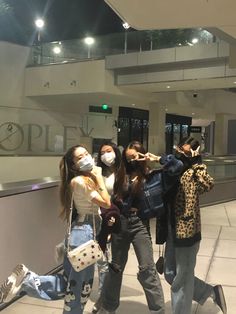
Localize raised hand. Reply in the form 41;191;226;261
190;146;200;157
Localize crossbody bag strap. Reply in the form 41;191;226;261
66;191;74;254
92;204;96;241
66;191;97;253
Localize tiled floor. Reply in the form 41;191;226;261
2;200;236;314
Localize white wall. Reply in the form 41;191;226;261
0;42;30;107
24;59;107;96
0;156;61;184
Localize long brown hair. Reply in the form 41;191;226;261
113;141;149;200
59;145;97;221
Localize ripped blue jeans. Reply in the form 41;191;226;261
20;216;97;314
101;214;165;313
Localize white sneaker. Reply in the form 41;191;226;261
0;264;28;303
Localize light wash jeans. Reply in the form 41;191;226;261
164;227;213;314
20;216;98;314
97;243;110;295
101;214;165;313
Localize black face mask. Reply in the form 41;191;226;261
126;160;138;174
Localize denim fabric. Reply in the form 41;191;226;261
164;227;213;314
101;214;165;313
97;243;110;295
21;216;99;314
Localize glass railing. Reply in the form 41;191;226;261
203;156;236;181
152;155;236;182
28;28;216;66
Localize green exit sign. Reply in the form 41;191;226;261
89;105;112;114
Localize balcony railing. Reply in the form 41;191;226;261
28;28;216;66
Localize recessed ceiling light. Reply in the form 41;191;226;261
234;81;236;84
166;85;170;89
192;112;195;115
132;103;135;106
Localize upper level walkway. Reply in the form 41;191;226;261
25;29;236;97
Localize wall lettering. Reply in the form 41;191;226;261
0;122;79;154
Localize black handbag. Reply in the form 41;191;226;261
156;244;165;274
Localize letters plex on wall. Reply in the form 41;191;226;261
0;122;80;154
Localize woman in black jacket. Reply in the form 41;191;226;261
98;141;183;314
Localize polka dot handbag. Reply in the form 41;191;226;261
67;239;103;272
66;194;103;272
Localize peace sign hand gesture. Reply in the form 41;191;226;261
190;146;200;157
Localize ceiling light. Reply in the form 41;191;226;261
122;22;130;29
84;37;95;45
35;18;45;29
166;85;170;89
53;46;61;54
192;38;199;44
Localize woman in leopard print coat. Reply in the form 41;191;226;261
164;137;227;314
174;163;214;246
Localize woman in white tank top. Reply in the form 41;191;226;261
0;145;111;314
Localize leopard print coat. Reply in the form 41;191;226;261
174;163;214;247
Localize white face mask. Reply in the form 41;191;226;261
77;154;94;172
101;151;116;167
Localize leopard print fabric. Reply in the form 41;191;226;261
174;164;214;242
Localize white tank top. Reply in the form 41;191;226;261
72;176;100;220
103;173;115;196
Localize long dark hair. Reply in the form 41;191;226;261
97;141;122;177
176;136;202;171
59;144;86;221
113;141;149;199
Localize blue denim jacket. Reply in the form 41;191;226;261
160;154;183;193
